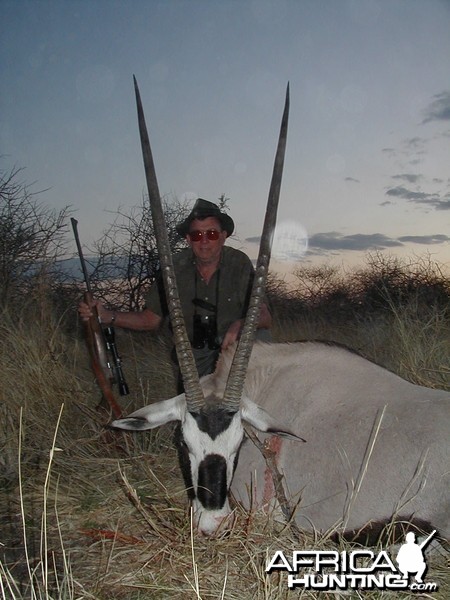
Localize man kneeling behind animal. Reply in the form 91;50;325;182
78;198;271;381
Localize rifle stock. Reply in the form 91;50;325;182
72;218;125;418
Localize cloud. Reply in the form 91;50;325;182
422;91;450;124
434;199;450;211
398;234;450;245
247;230;449;258
382;147;396;157
345;176;360;183
247;231;400;253
404;136;426;149
383;138;427;170
385;186;432;201
391;174;422;184
385;186;450;210
308;232;402;253
307;231;450;255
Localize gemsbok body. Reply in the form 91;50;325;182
113;340;450;539
112;79;449;541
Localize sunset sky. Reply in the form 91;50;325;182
1;0;449;277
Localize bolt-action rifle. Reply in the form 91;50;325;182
71;218;128;418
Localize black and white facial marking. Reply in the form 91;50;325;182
197;454;227;509
181;405;244;535
110;392;301;536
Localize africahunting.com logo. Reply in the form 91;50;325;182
266;530;439;592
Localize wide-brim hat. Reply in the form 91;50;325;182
176;198;234;237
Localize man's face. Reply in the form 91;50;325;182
187;217;227;265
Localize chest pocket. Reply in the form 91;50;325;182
217;290;246;338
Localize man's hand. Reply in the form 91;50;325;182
78;298;111;323
221;319;244;350
221;303;272;351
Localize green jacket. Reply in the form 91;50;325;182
145;245;254;344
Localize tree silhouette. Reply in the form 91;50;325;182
0;164;70;307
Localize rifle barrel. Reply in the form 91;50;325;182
71;218;92;294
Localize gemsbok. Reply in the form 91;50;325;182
112;78;450;542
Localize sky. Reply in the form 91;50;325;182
1;0;450;279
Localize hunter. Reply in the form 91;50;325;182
78;198;272;381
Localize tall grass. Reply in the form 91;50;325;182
1;257;449;598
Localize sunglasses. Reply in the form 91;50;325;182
188;229;221;242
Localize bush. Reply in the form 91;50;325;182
270;255;449;389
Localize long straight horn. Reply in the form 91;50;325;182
223;83;290;410
133;76;204;412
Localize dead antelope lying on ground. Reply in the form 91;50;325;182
112;79;450;541
114;340;450;539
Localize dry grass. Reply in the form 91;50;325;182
1;258;449;599
2;418;449;599
271;255;450;390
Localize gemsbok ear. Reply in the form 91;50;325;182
241;398;306;442
111;395;186;431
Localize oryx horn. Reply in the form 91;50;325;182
223;83;290;410
133;76;205;412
